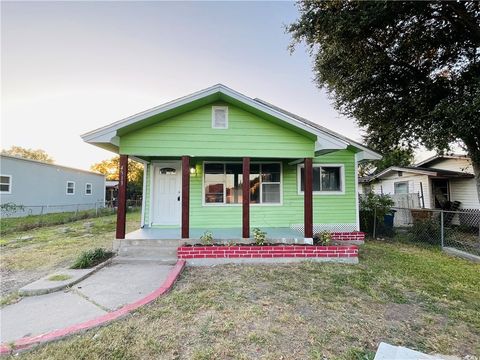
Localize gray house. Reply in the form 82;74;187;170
0;155;105;216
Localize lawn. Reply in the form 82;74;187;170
13;241;480;360
0;211;141;297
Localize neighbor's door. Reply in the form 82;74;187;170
152;162;182;225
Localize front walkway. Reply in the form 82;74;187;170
126;227;304;240
0;263;174;344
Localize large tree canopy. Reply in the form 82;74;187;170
289;1;480;199
1;146;54;163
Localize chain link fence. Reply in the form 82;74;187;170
1;200;142;235
360;206;480;257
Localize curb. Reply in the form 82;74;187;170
0;260;186;355
19;258;113;296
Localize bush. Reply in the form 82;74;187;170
252;228;266;245
359;193;395;235
313;231;332;245
200;231;213;245
71;248;114;269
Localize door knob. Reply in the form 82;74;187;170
177;196;180;201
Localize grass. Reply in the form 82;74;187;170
13;241;480;360
0;211;140;297
47;274;72;282
0;208;117;236
71;248;114;269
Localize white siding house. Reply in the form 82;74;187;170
0;155;105;216
363;155;479;210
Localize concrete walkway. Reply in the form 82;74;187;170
0;263;174;344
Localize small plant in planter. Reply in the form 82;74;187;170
313;231;332;246
200;231;214;245
252;228;267;245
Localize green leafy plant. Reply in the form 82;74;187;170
0;203;25;217
313;231;332;246
200;231;214;245
252;228;266;245
71;248;114;269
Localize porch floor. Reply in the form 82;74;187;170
125;227;304;241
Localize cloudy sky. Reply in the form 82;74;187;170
2;1;365;170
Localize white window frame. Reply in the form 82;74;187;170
202;161;283;206
211;106;229;129
85;183;92;195
394;181;409;194
66;181;75;195
0;174;12;194
297;163;345;195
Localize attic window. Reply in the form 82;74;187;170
212;106;228;129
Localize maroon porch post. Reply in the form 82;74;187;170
116;154;128;239
304;158;313;238
181;156;190;239
242;157;250;238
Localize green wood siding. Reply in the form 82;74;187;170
120;103;315;158
145;149;356;229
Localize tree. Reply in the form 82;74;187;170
1;146;54;163
359;146;414;177
288;1;480;199
91;157;144;200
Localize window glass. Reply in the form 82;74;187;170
261;163;280;183
225;163;242;204
321;167;341;191
0;176;10;193
85;183;92;195
394;182;408;194
0;184;9;192
262;183;280;203
66;181;75;194
300;165;342;192
205;163;224;203
249;164;260;204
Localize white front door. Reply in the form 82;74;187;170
152;162;182;225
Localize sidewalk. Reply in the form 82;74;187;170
0;262;177;344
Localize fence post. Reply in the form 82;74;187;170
39;206;44;226
440;210;444;248
373;207;377;239
95;202;98;217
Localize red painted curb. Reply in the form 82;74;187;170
0;260;186;355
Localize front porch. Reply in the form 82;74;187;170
125;227;304;241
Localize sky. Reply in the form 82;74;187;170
1;1;427;171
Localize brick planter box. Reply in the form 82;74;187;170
330;232;365;244
178;245;359;265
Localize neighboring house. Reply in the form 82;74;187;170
82;84;381;240
364;155;479;210
0;155;105;216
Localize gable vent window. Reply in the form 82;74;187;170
212;106;228;129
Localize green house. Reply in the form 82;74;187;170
82;84;380;241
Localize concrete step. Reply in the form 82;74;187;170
117;246;178;258
117;239;184;247
113;257;178;265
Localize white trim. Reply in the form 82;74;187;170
373;166;437;180
66;181;75;195
0;174;12;194
211;106;228;129
297;163;345;195
354;153;360;231
393;181;409;195
148;163;155;226
85;183;93;195
202;161;283;206
140;162;147;227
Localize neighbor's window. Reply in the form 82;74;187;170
299;165;343;193
204;162;281;205
212;106;228;129
394;181;408;194
66;181;75;195
85;183;92;195
0;175;12;193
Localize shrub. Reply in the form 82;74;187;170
71;248;114;269
200;231;213;245
313;231;332;245
252;228;266;245
408;218;441;245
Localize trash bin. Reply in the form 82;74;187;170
383;210;397;228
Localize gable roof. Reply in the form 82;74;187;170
414;154;470;168
369;165;474;181
81;84;381;160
